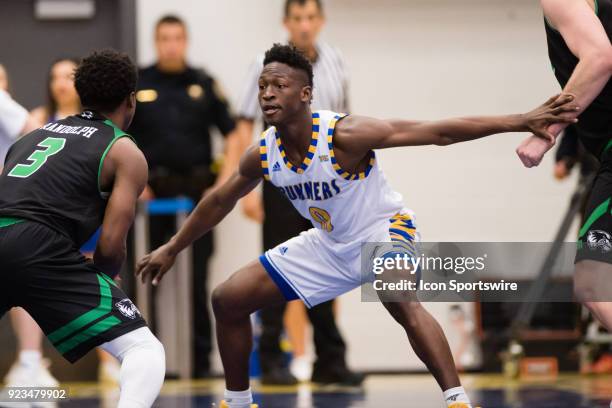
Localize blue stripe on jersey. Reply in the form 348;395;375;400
389;228;415;242
265;252;313;308
259;254;300;302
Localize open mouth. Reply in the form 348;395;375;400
263;105;281;116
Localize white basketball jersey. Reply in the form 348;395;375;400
260;110;410;244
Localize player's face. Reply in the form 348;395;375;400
284;0;324;51
50;60;79;108
0;65;7;92
155;23;188;70
258;62;312;126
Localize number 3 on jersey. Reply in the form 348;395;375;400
8;137;66;178
309;206;333;232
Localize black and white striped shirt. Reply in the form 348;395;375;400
237;42;350;119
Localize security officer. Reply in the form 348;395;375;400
128;14;241;378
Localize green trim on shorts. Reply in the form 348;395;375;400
579;197;611;238
99;271;119;288
48;274;120;353
0;217;24;228
56;315;121;354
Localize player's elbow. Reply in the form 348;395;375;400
95;235;127;271
584;49;612;75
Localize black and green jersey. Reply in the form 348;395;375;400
545;0;612;156
0;111;135;247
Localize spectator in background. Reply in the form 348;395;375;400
236;0;363;386
0;64;57;390
30;58;81;126
0;64;38;161
128;15;242;378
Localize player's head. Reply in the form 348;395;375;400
155;14;188;72
259;43;314;126
46;58;80;117
74;49;138;130
284;0;324;52
0;64;8;92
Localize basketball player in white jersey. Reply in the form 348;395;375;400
137;44;578;408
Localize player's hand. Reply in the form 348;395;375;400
136;243;177;286
516;135;553;168
523;93;579;142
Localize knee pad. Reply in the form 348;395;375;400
102;327;165;366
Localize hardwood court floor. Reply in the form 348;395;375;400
7;373;612;407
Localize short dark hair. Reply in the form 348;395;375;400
284;0;323;17
263;43;313;87
74;49;137;112
155;14;186;32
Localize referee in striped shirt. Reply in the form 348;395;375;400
236;0;363;387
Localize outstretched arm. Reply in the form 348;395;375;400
334;94;577;154
517;0;612;167
136;144;263;285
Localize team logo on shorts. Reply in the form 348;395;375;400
280;246;288;255
272;162;282;172
115;299;141;319
587;230;612;253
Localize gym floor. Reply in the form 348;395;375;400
32;373;612;407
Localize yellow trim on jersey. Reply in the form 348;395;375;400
389;214;418;244
274;112;320;174
327;113;376;180
260;131;271;181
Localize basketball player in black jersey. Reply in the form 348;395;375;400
0;50;165;408
516;0;612;372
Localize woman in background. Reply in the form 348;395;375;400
30;58;80;126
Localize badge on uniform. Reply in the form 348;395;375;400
136;89;158;103
187;84;204;100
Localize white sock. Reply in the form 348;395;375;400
18;350;42;369
224;388;253;408
101;327;166;408
443;386;472;407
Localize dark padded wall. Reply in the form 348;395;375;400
0;0;136;109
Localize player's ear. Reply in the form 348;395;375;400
301;85;312;104
127;91;136;109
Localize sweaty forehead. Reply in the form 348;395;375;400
260;62;307;84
